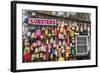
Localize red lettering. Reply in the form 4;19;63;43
29;18;56;25
34;19;37;24
49;20;52;24
40;20;44;24
53;20;56;24
37;20;40;24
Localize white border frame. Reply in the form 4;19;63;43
16;3;96;70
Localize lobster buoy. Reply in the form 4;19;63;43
48;44;51;53
66;46;70;59
59;40;62;46
58;33;62;39
62;34;64;40
52;29;55;36
58;53;64;61
56;45;59;51
27;31;31;37
50;38;54;44
42;27;45;31
35;48;38;53
71;26;75;31
66;36;70;46
40;35;43;39
63;40;66;46
45;29;48;37
50;53;53;59
66;46;70;53
43;54;46;60
58;23;61;27
48;28;52;37
67;26;70;32
63;29;67;36
48;44;51;49
36;53;39;59
35;29;41;39
71;47;75;56
53;40;56;48
31;32;35;38
70;30;74;37
60;27;64;34
24;52;30;62
40;53;44;58
46;39;49;44
37;40;41;46
54;28;57;36
24;47;29;55
31;42;37;48
60;23;64;33
48;33;52;37
57;27;59;31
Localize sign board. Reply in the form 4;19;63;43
28;18;56;25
